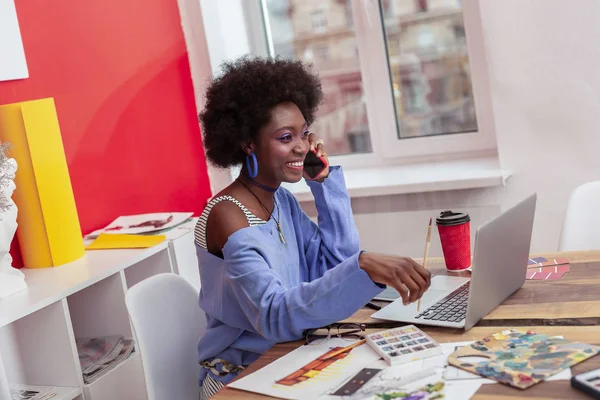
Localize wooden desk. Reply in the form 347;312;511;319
215;250;600;400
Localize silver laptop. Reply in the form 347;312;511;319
371;193;537;331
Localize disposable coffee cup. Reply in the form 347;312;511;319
436;211;471;272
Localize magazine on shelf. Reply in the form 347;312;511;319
83;340;135;384
76;335;138;383
77;335;124;374
86;212;193;238
9;384;56;400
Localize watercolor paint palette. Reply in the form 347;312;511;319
448;328;600;389
365;325;442;366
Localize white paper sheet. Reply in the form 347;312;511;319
445;380;483;400
85;212;194;237
228;338;381;400
0;0;28;81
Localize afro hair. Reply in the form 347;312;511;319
200;56;324;168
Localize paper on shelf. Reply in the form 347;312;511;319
77;335;125;374
83;340;135;384
85;233;166;250
9;383;56;400
86;212;193;238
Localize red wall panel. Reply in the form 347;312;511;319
0;1;211;244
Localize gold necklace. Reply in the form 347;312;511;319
238;180;286;244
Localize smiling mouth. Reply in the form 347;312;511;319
285;161;304;169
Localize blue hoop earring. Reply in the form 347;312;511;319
245;152;258;178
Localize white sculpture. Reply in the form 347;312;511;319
0;157;26;299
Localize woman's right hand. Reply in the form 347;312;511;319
359;252;431;306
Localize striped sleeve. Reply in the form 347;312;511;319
194;196;267;250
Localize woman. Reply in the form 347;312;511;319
195;56;431;399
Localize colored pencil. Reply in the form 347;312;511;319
320;339;366;361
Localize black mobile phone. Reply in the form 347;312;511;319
303;150;327;180
571;368;600;399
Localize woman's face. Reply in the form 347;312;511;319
252;102;310;185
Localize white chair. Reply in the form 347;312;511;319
126;273;206;400
559;180;600;251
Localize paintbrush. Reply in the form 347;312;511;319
417;217;433;312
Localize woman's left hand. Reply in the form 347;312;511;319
305;132;330;183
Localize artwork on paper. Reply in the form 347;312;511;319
0;0;29;81
448;329;600;389
526;257;570;280
526;265;570;280
277;343;364;386
228;338;381;400
86;212;193;238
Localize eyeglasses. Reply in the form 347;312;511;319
304;323;366;346
303;321;402;346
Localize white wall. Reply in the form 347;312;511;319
312;0;600;257
481;0;600;251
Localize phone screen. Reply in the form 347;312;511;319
303;151;326;179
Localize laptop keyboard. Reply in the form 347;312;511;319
415;281;470;323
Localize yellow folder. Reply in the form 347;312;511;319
86;233;166;250
0;98;85;268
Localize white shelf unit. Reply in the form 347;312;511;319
122;247;174;289
0;239;194;400
0;299;83;400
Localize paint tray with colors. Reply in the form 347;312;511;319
448;328;600;389
365;325;442;366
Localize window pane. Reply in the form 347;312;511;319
263;0;372;155
380;0;478;139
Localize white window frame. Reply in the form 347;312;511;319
197;0;507;198
356;0;497;162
